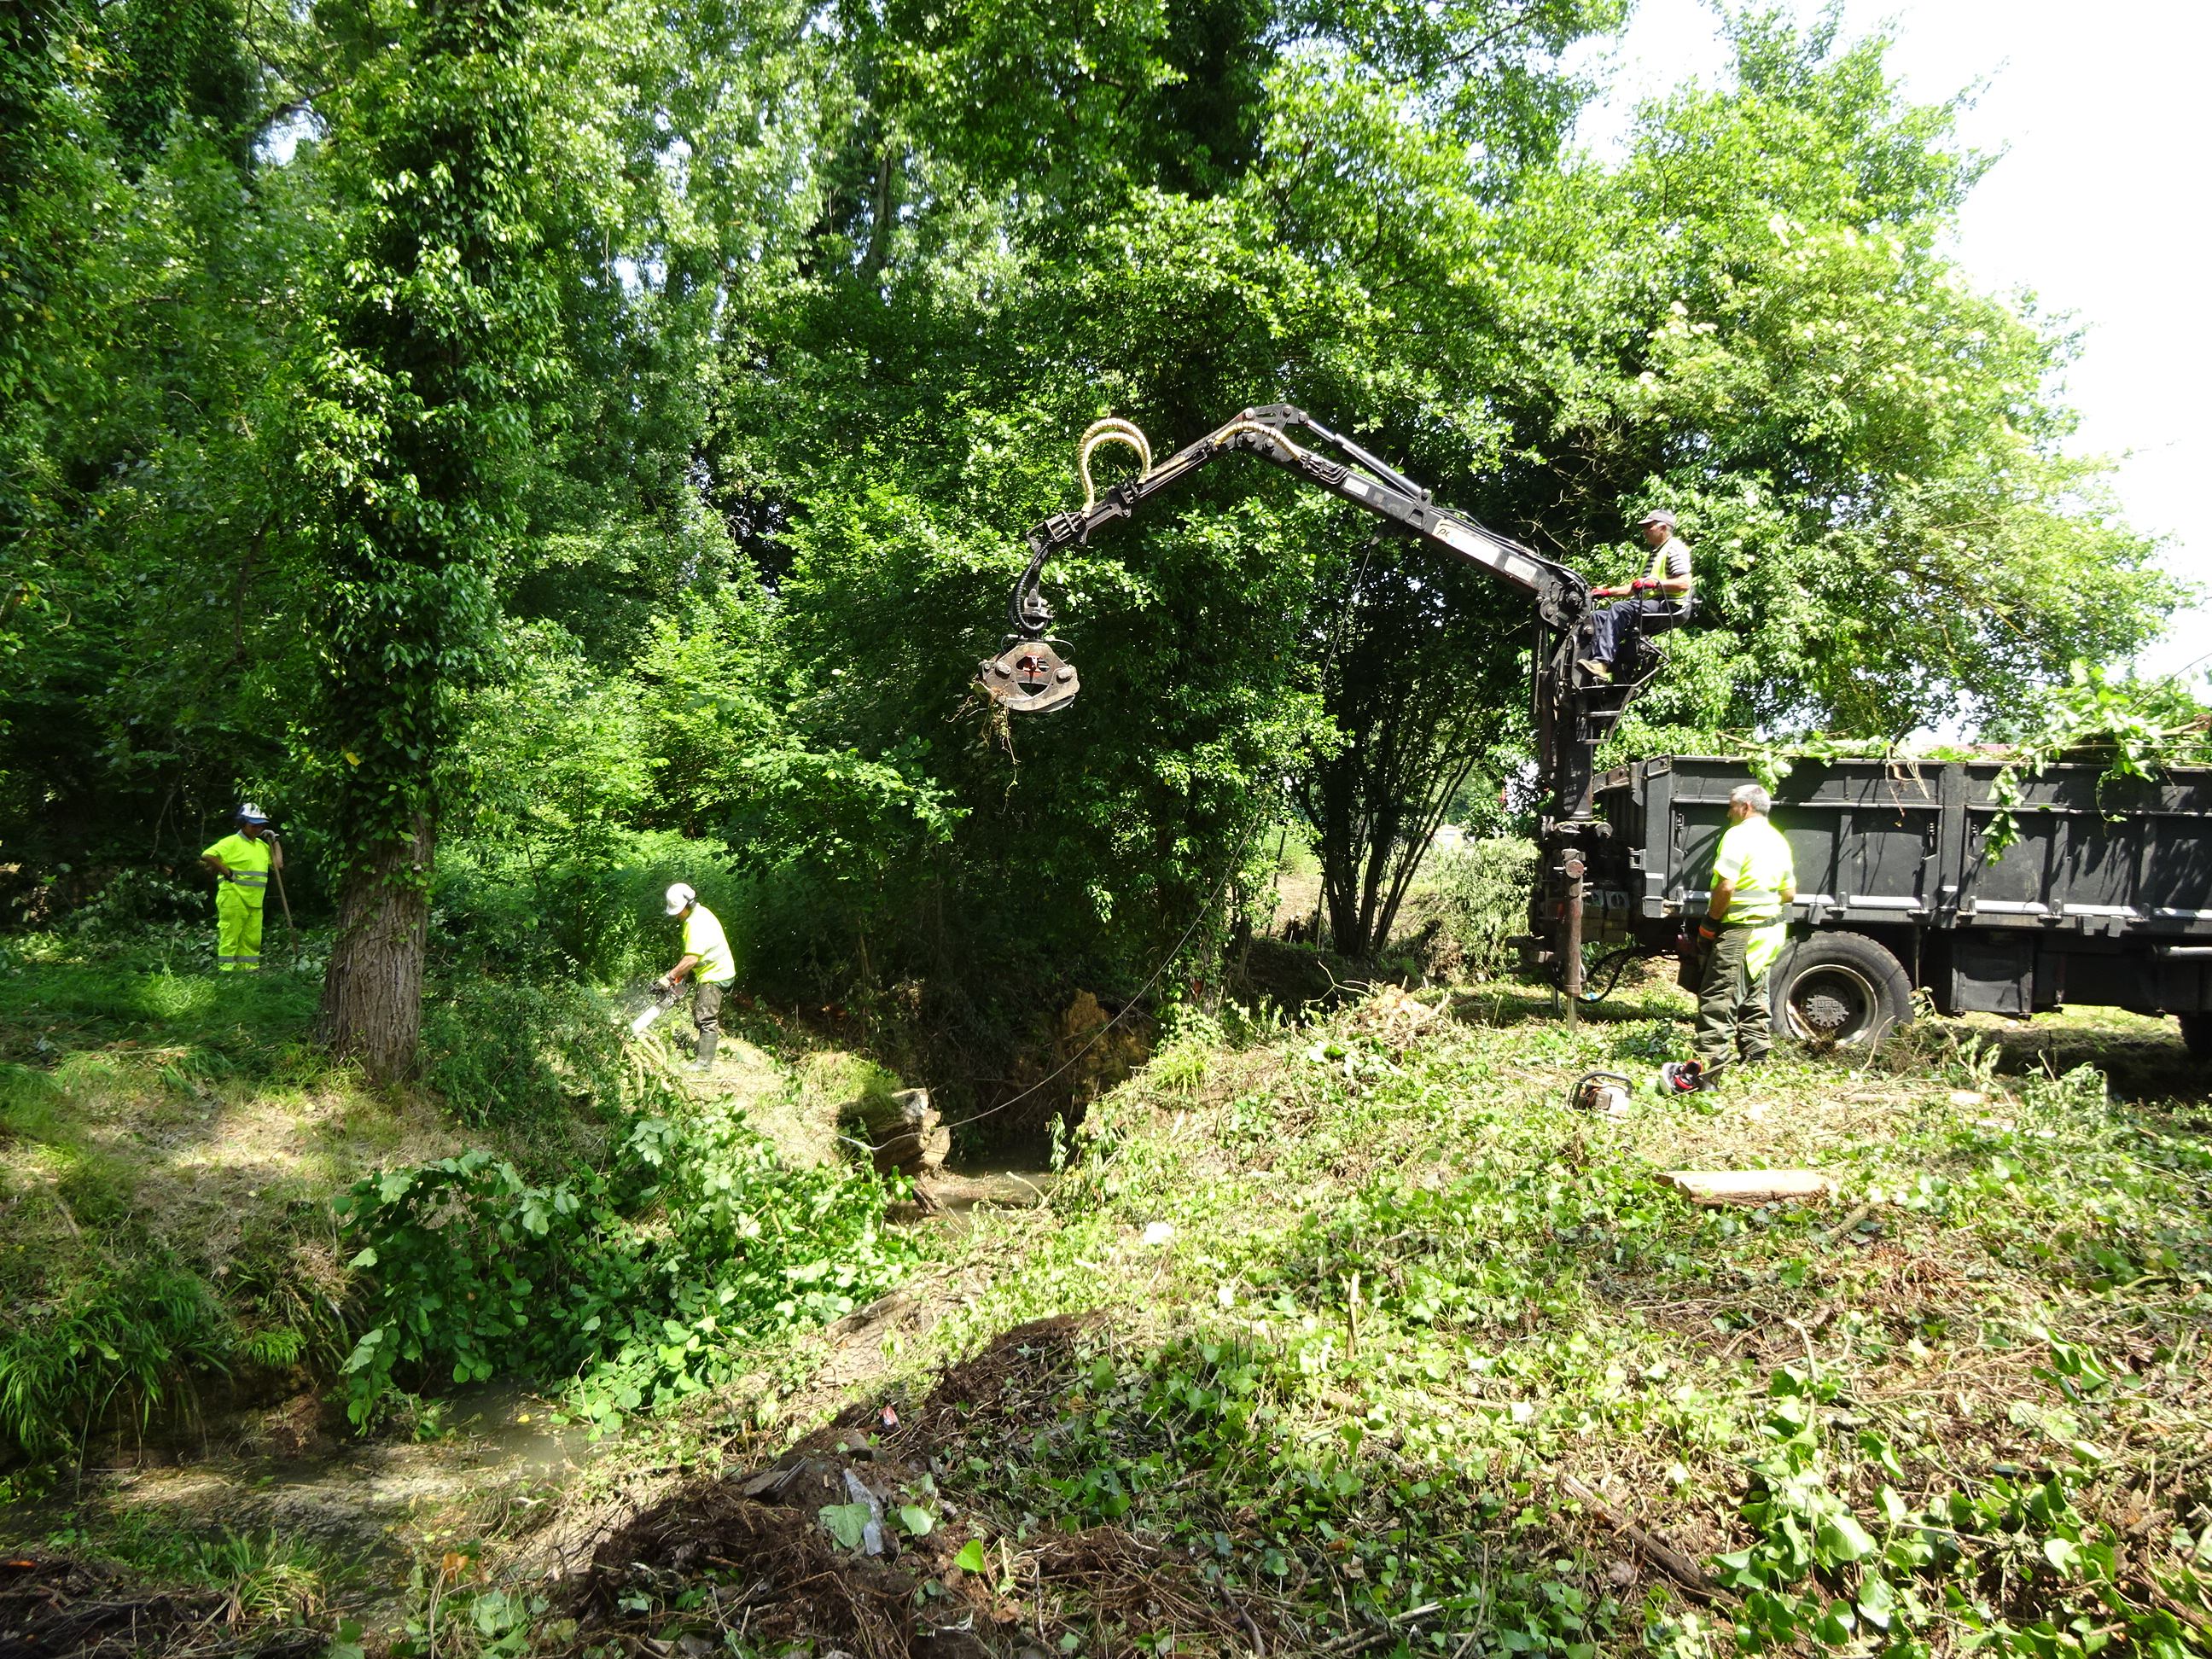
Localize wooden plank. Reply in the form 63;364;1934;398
1658;1169;1838;1207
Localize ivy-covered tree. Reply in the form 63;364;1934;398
287;0;576;1079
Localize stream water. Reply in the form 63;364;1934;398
3;1162;1058;1592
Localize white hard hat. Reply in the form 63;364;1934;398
664;882;696;916
237;802;271;824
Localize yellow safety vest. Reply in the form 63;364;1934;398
1712;814;1794;975
203;833;272;907
1642;536;1691;597
1711;816;1793;925
682;905;737;984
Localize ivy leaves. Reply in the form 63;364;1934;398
1713;1364;2190;1659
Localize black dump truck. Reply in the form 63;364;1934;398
1579;754;2212;1051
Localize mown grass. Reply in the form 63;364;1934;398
566;978;2212;1659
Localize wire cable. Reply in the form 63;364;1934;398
958;812;1262;1127
1578;945;1667;1004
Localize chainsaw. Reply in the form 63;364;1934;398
627;984;677;1036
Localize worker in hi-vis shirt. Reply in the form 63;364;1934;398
657;883;737;1072
1691;783;1797;1077
201;804;283;973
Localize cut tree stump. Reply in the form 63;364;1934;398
838;1087;950;1179
1658;1169;1838;1208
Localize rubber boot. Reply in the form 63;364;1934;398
690;1032;718;1074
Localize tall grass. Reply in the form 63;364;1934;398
0;1260;236;1462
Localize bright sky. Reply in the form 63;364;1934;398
1571;0;2212;690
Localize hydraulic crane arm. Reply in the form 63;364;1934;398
998;404;1590;643
975;404;1680;1023
979;403;1662;830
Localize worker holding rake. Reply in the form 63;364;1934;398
200;804;283;973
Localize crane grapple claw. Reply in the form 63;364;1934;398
979;638;1080;713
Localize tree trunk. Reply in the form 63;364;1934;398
317;814;434;1083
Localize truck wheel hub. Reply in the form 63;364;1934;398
1802;991;1852;1033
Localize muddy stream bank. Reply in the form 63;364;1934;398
2;1160;1059;1644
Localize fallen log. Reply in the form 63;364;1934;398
837;1087;950;1179
1557;1474;1732;1603
1658;1169;1838;1208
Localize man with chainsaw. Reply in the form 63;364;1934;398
1690;783;1796;1079
1579;508;1692;684
657;883;736;1073
200;804;282;973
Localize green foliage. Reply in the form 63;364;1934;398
2;0;2189;1089
419;978;626;1128
431;828;743;985
286;0;575;882
71;1516;335;1627
1982;663;2212;856
1429;839;1540;980
334;1104;915;1431
1717;1363;2209;1659
0;1259;235;1461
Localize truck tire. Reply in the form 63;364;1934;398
2178;1013;2212;1061
1773;931;1912;1047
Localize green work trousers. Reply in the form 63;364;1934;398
1692;924;1772;1075
692;979;724;1062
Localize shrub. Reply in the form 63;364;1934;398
65;868;207;940
430;829;747;984
1429;837;1537;981
335;1098;915;1432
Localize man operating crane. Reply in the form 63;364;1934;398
657;883;736;1073
1580;509;1692;684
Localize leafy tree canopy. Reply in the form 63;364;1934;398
0;0;2177;1048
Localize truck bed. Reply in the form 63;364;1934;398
1585;755;2212;1017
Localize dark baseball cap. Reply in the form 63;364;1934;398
1638;508;1676;527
